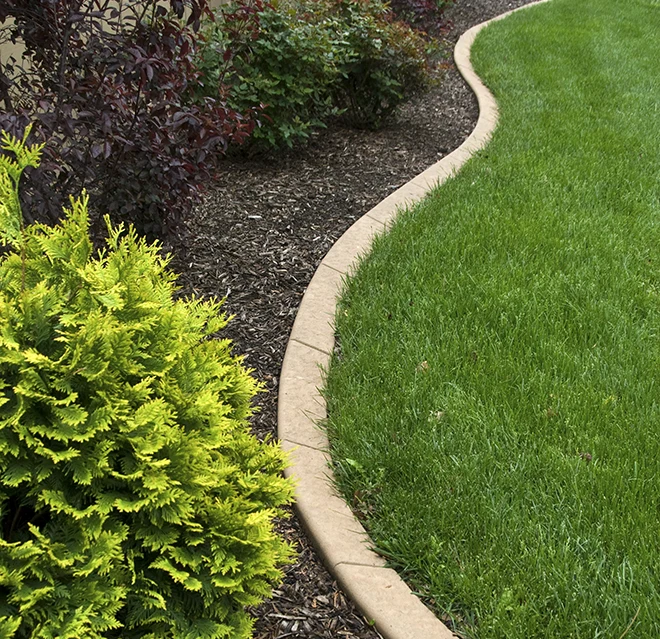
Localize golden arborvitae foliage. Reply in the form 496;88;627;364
0;133;294;639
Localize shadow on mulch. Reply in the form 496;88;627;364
168;1;536;636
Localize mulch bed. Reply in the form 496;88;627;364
168;0;537;636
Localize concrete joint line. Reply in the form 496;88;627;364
290;336;332;356
277;2;551;638
322;262;346;275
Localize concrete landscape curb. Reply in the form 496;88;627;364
277;2;549;637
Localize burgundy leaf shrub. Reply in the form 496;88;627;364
0;0;257;237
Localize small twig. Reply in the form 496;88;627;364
57;0;85;110
15;171;27;292
618;606;641;639
266;613;307;621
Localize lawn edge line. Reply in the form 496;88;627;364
277;2;551;637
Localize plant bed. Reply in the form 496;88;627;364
166;0;538;636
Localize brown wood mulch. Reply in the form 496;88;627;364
168;0;537;636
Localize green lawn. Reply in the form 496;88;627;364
324;0;660;637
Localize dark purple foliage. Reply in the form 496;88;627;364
0;0;257;237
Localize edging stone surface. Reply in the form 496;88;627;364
277;2;550;638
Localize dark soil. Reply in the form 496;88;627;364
169;0;537;636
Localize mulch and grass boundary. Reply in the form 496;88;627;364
170;1;538;636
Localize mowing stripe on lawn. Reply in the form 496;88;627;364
325;0;660;637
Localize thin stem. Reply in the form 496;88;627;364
107;76;143;177
7;504;22;541
0;65;14;112
13;171;27;292
56;1;84;110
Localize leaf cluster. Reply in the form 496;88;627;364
0;135;294;639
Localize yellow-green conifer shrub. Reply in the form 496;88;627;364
0;130;294;639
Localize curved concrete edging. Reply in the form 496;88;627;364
277;2;549;638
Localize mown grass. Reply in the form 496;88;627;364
324;0;660;637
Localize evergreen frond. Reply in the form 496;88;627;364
0;126;44;247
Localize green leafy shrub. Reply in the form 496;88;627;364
0;130;294;639
327;0;431;129
196;1;342;148
195;0;432;147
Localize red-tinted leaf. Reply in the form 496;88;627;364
101;113;112;134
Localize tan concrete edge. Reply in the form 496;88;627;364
277;2;550;638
